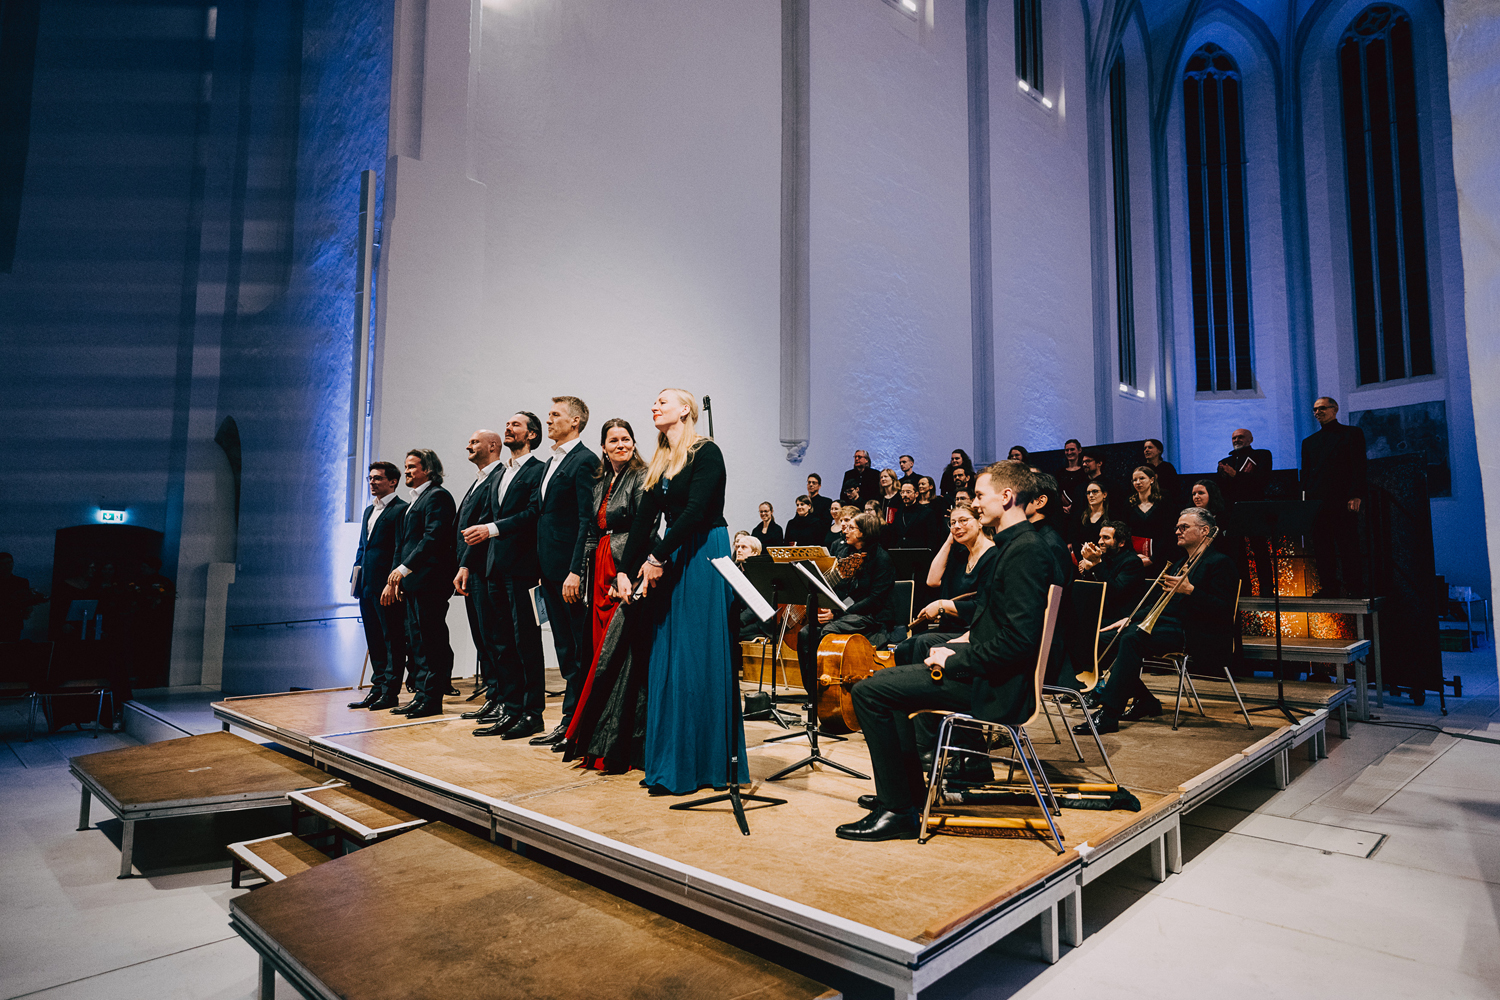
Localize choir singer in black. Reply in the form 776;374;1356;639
348;462;408;709
381;449;457;718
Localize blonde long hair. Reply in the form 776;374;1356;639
644;388;709;490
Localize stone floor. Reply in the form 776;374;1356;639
1;652;1496;1000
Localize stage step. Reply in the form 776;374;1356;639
286;782;426;848
229;832;332;887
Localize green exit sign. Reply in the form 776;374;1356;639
98;509;128;523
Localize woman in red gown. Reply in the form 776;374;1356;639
561;419;649;772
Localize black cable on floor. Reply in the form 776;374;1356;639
1361;719;1500;746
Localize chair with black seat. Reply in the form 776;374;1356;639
1038;580;1117;782
37;643;115;738
911;585;1067;853
1145;581;1250;730
0;641;51;741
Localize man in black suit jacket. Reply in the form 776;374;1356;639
462;411;548;739
525;396;600;747
1301;398;1367;597
1077;521;1148;624
839;450;881;506
451;429;505;723
348;462;409;709
381;448;457;718
839;462;1063;841
1218;428;1274;596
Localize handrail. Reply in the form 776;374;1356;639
229;616;363;630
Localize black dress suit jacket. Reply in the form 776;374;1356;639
945;521;1065;723
1155;547;1238;651
395;484;458;595
456;470;496;572
1301;422;1367;508
353;496;408;601
1219;447;1273;505
1082;546;1147;623
484;455;545;580
529;442;601;582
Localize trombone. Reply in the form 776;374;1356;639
1094;526;1219;676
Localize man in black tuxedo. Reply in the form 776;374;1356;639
463;411;548;739
1301;397;1367;597
348;462;409;709
451;429;505;722
525;396;600;747
381;448;457;718
1218;428;1274;596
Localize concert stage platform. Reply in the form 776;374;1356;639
213;686;1336;999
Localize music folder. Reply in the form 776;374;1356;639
711;557;776;621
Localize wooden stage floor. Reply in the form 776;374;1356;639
214;684;1334;998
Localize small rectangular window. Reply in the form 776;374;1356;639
1014;0;1043;94
1109;58;1136;388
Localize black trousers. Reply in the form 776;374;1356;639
493;574;546;717
1098;624;1184;716
404;589;454;703
1311;506;1363;597
796;613;885;698
359;592;409;698
539;573;591;723
852;663;974;812
463;577;504;699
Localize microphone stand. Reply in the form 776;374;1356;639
702;395;714;437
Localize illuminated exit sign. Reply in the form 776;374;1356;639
98;509;128;523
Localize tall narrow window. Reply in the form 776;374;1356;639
1110;58;1136;388
1339;5;1432;384
1014;0;1042;94
1183;44;1253;392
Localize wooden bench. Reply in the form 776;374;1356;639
1240;595;1383;720
70;731;331;878
229;833;334;888
1240;636;1371;734
230;822;837;1000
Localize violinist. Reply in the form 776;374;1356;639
795;512;895;698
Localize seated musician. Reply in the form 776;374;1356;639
1077;521;1147;622
731;533;771;641
784;495;825;547
795;512;895;699
837;461;1064;842
1026;473;1076;688
1076;507;1236;734
895;501;995;664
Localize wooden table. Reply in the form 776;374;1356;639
1241;595;1383;720
231;822;837;1000
70;731;329;878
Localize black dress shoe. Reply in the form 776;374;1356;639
366;696;399;711
528;723;568;746
447;686;461;697
551;740;567;752
404;700;444;719
461;699;500;721
502;715;545;740
835;808;920;842
473;714;523;737
389;698;424;715
1122;696;1163;721
1074;709;1119;735
857;794;882;811
347;693;378;709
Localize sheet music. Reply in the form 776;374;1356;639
711;557;776;622
794;560;851;611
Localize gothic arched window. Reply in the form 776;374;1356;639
1183;44;1253;392
1339;5;1433;384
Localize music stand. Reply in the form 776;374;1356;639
738;557;800;729
669;557;788;836
1231;500;1316;725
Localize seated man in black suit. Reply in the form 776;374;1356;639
463;411;549;739
837;461;1062;841
349;462;409;710
1078;507;1237;733
1077;520;1148;624
382;448;458;719
796;512;895;698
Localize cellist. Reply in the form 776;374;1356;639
794;512;896;696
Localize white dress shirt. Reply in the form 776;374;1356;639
539;436;582;499
366;490;397;533
483;452;539;538
394;480;433;578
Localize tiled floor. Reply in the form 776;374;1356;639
2;652;1496;1000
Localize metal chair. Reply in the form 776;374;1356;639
37;645;114;738
1039;580;1117;782
913;585;1067;853
1146;581;1250;730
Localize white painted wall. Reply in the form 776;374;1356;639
1166;15;1299;475
988;0;1098;454
804;0;973;484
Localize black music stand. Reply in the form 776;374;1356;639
670;556;787;836
750;560;869;782
1231;500;1315;725
738;557;800;729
